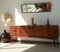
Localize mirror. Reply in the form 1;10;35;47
21;3;51;13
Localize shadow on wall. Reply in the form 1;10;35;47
15;8;28;25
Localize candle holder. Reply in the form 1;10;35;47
31;17;34;25
47;18;50;26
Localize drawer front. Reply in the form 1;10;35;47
10;26;15;36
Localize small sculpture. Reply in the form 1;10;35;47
0;30;11;43
47;18;50;26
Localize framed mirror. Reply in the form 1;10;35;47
21;3;51;13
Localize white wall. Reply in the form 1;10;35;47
0;0;60;42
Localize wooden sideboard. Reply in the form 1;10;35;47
10;25;58;46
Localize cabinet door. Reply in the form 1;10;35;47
10;26;15;36
49;26;58;38
34;26;42;38
20;26;35;37
29;26;35;37
16;26;20;37
42;26;48;38
10;26;16;39
20;26;29;37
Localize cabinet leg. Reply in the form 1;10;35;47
57;37;58;45
10;36;12;43
54;39;55;47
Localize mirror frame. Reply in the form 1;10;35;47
21;2;51;13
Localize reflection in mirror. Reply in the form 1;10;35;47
21;3;51;13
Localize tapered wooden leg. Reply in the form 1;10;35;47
10;36;12;43
57;37;58;45
54;39;55;47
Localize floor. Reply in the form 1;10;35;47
0;41;60;52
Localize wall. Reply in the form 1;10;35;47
0;0;60;42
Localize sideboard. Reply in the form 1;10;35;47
10;25;58;47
